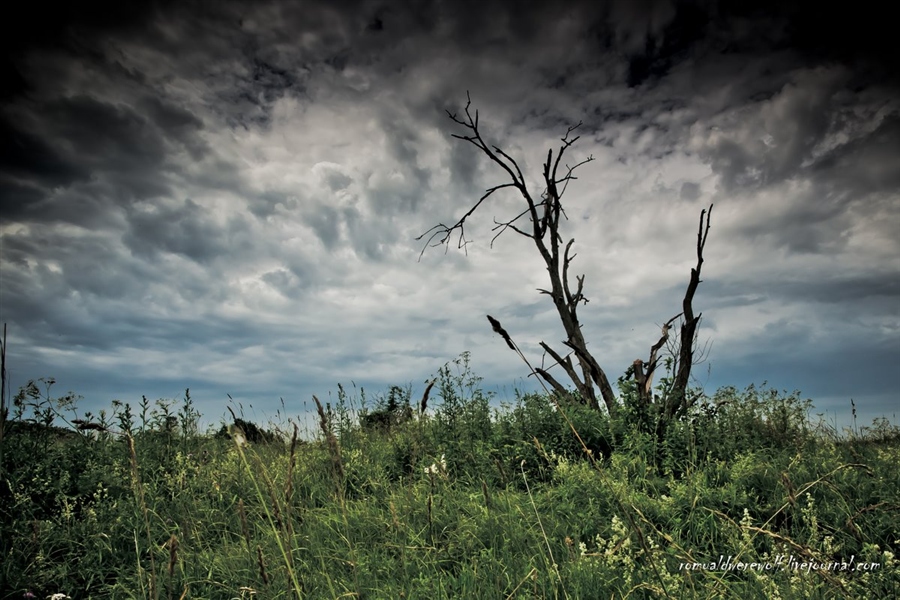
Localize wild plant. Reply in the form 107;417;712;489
1;368;896;599
177;388;200;440
334;382;358;439
112;399;135;436
139;395;152;432
431;352;494;480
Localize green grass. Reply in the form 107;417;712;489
1;359;898;599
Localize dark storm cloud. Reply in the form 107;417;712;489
0;0;179;99
707;275;899;311
42;94;181;172
0;116;88;188
714;77;896;199
125;200;221;263
0;0;897;426
812;112;900;196
0;89;209;228
137;95;208;159
2;239;150;350
620;0;898;89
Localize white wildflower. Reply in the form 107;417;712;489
424;453;448;477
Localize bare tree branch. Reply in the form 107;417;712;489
632;313;682;403
421;94;714;432
534;367;574;400
539;341;586;398
671;205;713;402
415;182;520;259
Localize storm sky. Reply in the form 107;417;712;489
1;0;897;430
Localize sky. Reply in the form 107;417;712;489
1;0;897;433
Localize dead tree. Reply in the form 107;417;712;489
419;93;711;424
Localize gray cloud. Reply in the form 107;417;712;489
124;198;244;264
0;0;897;429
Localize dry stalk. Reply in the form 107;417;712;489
167;534;179;600
238;498;252;555
264;476;283;532
256;545;269;585
313;395;344;484
505;567;537;600
481;479;492;511
426;473;434;545
419;379;436;416
283;422;299;563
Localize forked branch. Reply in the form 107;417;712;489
421;94;713;427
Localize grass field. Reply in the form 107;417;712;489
1;355;897;599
